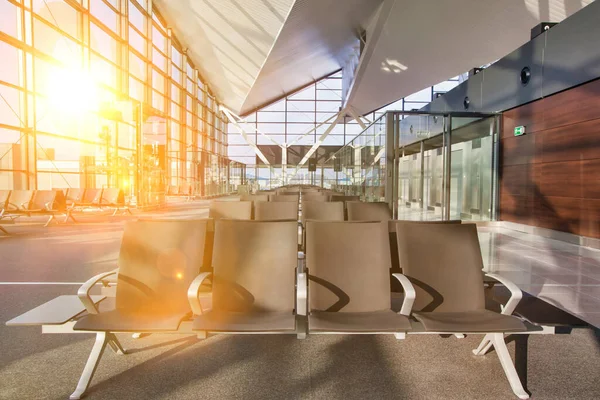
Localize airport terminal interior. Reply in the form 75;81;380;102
1;0;600;399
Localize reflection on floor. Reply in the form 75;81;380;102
479;226;600;328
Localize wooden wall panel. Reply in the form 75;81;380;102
541;118;600;163
499;78;600;238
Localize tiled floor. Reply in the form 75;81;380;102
478;226;600;328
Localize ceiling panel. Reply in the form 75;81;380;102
345;0;595;115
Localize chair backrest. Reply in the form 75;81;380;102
211;220;297;313
254;201;298;221
83;188;103;204
7;190;34;211
302;193;328;202
330;195;360;203
347;202;391;221
269;194;299;203
116;220;208;314
240;194;269;202
209;201;252;221
301;201;344;225
396;222;485;313
388;220;462;292
65;188;85;204
29;190;58;211
0;190;10;210
101;188;125;205
306;221;391;312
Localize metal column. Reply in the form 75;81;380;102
442;115;452;220
419;140;425;210
491;115;501;221
385;112;396;214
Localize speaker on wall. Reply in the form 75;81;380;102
308;158;317;172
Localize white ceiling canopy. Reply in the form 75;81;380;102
153;0;295;113
345;0;595;115
154;0;383;115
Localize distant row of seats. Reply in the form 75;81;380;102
7;218;533;399
0;188;130;234
57;188;130;215
0;190;68;233
166;184;192;199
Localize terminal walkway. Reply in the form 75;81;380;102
0;198;599;399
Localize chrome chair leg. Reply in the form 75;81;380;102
70;332;109;400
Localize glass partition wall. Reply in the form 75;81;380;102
326;111;500;221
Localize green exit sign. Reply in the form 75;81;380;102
514;126;526;136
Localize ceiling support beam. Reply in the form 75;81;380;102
347;107;367;130
221;107;271;165
287;111;344;182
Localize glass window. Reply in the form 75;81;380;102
129;1;145;32
171;65;181;84
33;0;80;40
152;25;166;52
152;68;165;92
91;0;119;33
171;83;180;103
129;25;146;55
0;84;24;128
129;50;146;80
0;41;21;86
90;22;118;63
405;87;432;102
0;1;21;39
152;47;167;72
288;86;314;101
172;46;182;68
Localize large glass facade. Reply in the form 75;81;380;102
228;71;464;189
0;0;235;205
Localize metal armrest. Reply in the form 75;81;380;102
297;272;308;316
78;270;118;314
484;273;523;315
187;272;212;316
392;273;416;316
44;201;54;211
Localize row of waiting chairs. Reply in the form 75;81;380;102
0;190;69;233
242;193;359;203
7;218;532;399
0;188;130;234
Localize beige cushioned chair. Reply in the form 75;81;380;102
189;220;298;333
346;201;391;221
301;201;344;226
396;222;529;399
302;193;329;202
269;194;299;202
240;194;269;202
254;201;298;221
74;219;208;332
305;221;412;333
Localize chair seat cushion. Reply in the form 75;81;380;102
73;309;188;332
309;310;411;333
193;311;296;332
414;310;526;333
